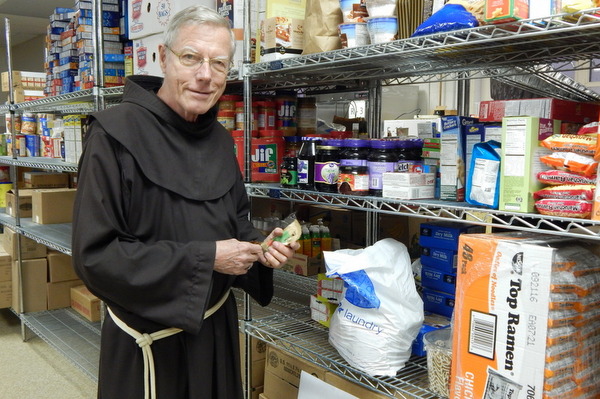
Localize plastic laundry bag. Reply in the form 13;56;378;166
324;238;424;376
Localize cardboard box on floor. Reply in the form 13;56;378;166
240;332;268;388
11;258;47;313
32;188;77;224
0;280;10;308
2;228;47;259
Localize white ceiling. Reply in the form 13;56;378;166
0;0;75;49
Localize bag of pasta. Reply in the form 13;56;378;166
324;238;424;376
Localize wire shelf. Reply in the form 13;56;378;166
246;183;600;241
0;156;78;173
20;308;101;382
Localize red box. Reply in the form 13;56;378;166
479;98;600;124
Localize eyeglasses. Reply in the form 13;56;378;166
165;45;232;74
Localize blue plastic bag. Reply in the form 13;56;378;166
411;3;479;37
466;140;501;209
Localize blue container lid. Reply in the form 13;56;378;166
301;136;322;141
343;138;370;148
284;136;302;143
324;139;345;147
370;139;397;149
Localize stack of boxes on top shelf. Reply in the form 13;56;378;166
46;1;124;96
0;71;46;103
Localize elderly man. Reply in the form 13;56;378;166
72;6;297;399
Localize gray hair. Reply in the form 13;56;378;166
163;5;236;58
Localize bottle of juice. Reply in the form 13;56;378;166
310;224;321;258
301;224;311;256
320;225;332;252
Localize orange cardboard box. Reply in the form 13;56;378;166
484;0;529;23
451;232;568;399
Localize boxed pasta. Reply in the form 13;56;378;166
450;232;599;399
499;117;560;213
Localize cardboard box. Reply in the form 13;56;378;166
316;274;343;304
70;285;101;322
2;228;47;259
281;253;323;277
323;372;392;399
499;117;559;213
0;280;10;308
132;33;163;77
439;116;478;201
484;0;529;23
259;17;304;63
419;221;485;251
420;246;457;273
382;172;435;187
263;369;298;399
412;312;452;357
265;345;326;388
12;258;48;313
421;266;456;295
1;71;46;92
382;185;435;200
450;233;567;399
240;332;268;362
478;98;600;124
22;171;69;188
127;0;215;39
47;279;84;310
0;248;12;281
309;294;338;328
31;188;77;224
47;251;78;282
382;118;439;138
5;189;34;217
422;287;454;318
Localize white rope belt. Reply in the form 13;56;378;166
107;289;231;399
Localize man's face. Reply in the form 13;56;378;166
157;23;232;122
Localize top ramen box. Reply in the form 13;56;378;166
451;232;566;399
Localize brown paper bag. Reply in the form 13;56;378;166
302;0;343;54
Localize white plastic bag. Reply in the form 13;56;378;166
324;238;424;376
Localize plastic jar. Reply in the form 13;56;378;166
257;100;277;131
217;110;236;132
250;130;284;182
297;136;321;190
367;139;398;196
235;101;258;131
340;138;370;167
231;130;245;178
218;94;242;110
338;165;369;196
396;138;424;173
297;97;317;136
284;135;302;158
314;140;342;193
280;157;298;188
275;95;297;136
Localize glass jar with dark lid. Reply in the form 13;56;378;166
314;140;342;193
340;138;369;167
367;139;398;196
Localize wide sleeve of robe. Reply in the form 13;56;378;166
72;123;273;334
